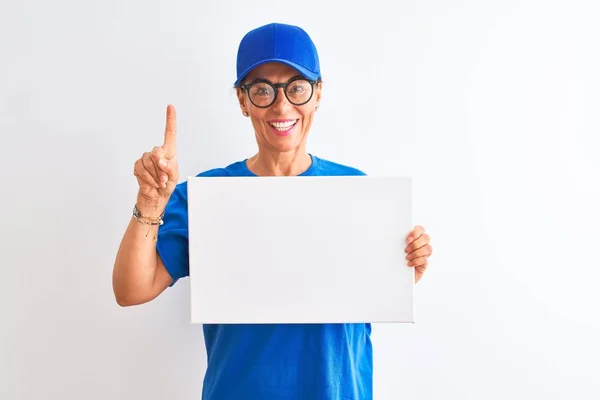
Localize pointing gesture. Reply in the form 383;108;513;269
162;104;177;157
133;105;180;213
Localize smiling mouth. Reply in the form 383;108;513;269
269;119;298;132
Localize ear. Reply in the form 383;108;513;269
314;80;323;109
236;87;249;116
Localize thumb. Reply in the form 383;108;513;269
163;161;179;194
158;155;179;183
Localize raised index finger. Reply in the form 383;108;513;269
163;104;177;157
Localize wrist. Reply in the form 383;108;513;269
131;202;164;241
135;195;167;217
133;199;165;219
134;203;164;218
134;202;166;220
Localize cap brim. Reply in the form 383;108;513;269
234;59;319;86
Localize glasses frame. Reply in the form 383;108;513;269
240;76;317;108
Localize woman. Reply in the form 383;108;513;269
113;22;433;400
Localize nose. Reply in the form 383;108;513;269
270;87;293;114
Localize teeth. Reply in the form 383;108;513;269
270;120;297;130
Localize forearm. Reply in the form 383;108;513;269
112;210;163;305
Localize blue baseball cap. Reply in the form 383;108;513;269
234;23;321;87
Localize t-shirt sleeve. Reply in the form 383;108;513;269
156;182;190;286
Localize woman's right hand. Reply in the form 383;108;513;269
133;104;180;213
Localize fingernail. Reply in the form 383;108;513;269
159;159;167;167
407;236;414;244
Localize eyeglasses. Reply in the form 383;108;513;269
240;77;317;108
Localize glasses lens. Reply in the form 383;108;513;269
249;82;275;107
286;79;313;105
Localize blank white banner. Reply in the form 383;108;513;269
187;175;414;324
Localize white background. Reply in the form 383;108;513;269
1;0;599;399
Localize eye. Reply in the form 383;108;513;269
289;84;306;94
287;86;308;99
251;84;273;97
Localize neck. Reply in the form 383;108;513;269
246;149;312;176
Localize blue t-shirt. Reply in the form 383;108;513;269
156;154;372;400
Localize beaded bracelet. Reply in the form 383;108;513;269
134;216;164;226
133;203;164;240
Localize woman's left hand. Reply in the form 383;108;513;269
405;225;432;283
